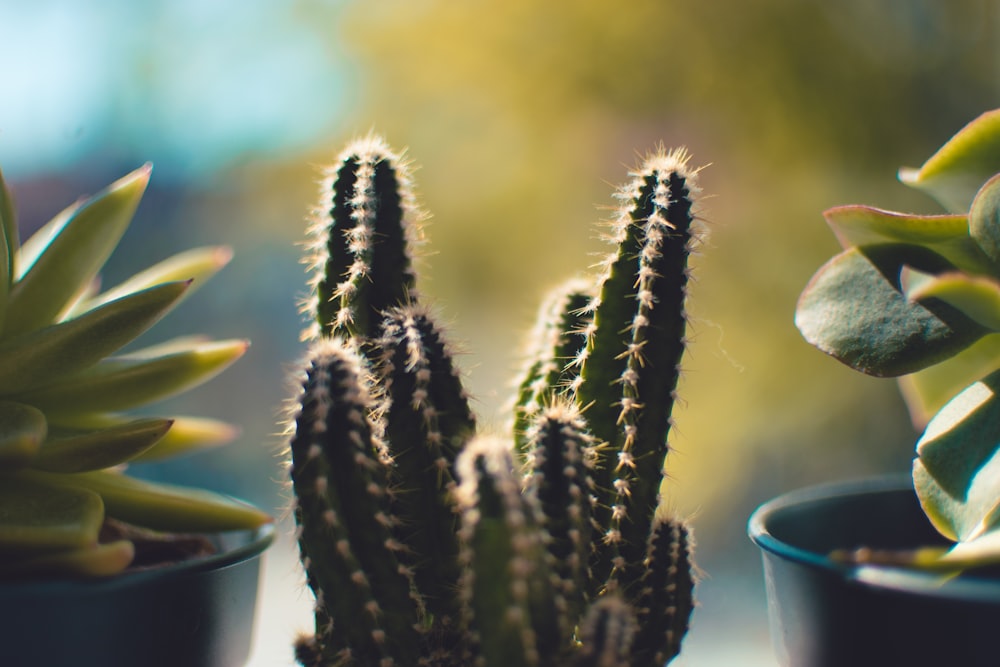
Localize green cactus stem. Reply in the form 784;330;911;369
632;513;695;667
306;135;423;342
289;337;422;666
575;149;701;594
513;278;594;454
573;595;638;667
521;398;596;642
375;304;475;628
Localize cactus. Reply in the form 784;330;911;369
287;137;702;666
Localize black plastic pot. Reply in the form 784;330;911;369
749;476;1000;667
0;524;274;667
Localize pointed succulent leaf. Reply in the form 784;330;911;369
0;474;104;555
824;205;990;273
22;338;249;414
899;334;1000;428
899;109;1000;213
904;270;1000;332
79;246;233;315
0;401;46;469
5;165;151;336
970;173;1000;265
16;198;80;280
27;469;272;533
0;281;189;395
914;369;1000;543
31;418;172;473
0;166;16;284
937;526;1000;568
796;244;987;377
0;540;134;579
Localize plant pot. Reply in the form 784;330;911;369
0;523;274;667
748;475;1000;667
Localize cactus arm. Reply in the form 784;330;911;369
289;338;423;666
631;514;695;666
308;136;421;341
572;595;638;667
577;150;700;593
513;279;594;454
522;399;596;642
377;305;475;628
456;437;558;667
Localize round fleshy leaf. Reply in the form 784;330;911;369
915;369;1000;543
796;244;987;377
899;334;1000;428
0;475;104;555
822;205;992;272
899;108;1000;213
904;270;1000;332
0;401;46;469
970;173;1000;265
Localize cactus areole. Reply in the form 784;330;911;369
288;136;703;666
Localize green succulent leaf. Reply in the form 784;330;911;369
899;109;1000;213
0;539;134;578
970;173;1000;265
904;269;1000;332
899;334;1000;428
0;281;190;395
0;401;46;469
823;205;991;273
0;167;17;286
915;368;1000;543
48;413;238;463
77;245;233;315
5;165;152;336
0;474;104;555
795;244;988;377
22;338;249;415
16;199;81;281
31;418;173;474
31;469;273;533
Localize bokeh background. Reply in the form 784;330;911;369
3;1;998;664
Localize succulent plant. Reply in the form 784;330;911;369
0;164;271;578
796;108;1000;566
287;136;701;666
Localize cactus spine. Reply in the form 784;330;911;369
288;138;701;666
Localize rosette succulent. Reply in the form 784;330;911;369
797;108;1000;566
0;164;271;578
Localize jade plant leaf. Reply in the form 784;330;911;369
899;109;1000;213
0;475;104;555
970;173;1000;265
914;369;1000;543
4;165;151;336
899;334;1000;428
823;205;992;273
0;401;46;469
795;244;987;377
904;269;1000;332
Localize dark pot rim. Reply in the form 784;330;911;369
0;522;275;594
748;475;1000;602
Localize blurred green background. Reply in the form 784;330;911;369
3;1;998;664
